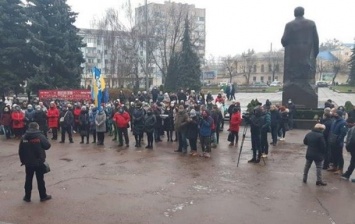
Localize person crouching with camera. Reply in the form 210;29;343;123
19;122;52;202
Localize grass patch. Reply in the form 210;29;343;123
331;85;355;93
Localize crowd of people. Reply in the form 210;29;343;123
1;88;355;183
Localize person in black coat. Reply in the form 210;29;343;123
319;107;333;169
33;105;48;138
186;109;199;156
163;104;174;142
144;108;156;149
18;122;52;202
269;105;281;145
303;123;327;186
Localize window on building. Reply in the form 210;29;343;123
97;38;101;45
87;38;94;43
87;59;93;63
253;65;257;73
253;76;256;82
261;64;264;73
260;76;264;82
104;59;108;64
275;76;279;80
275;64;280;72
268;64;272;72
97;59;101;63
104;50;108;55
268;76;271;81
198;17;205;21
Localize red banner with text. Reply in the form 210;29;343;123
38;90;92;101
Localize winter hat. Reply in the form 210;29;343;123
314;123;325;130
81;106;87;111
336;110;344;117
190;109;197;117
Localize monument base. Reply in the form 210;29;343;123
282;82;318;109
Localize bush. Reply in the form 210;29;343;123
295;109;324;120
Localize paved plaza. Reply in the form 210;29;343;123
0;88;354;224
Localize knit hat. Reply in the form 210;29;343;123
336;110;343;117
190;109;196;117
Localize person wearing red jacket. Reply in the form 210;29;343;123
73;104;81;133
47;102;59;140
11;105;25;138
113;107;131;147
228;107;242;146
215;93;225;104
0;106;12;139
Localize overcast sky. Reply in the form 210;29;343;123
67;0;355;57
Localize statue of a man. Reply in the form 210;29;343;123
281;6;319;83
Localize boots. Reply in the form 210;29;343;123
316;181;327;186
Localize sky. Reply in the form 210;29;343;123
67;0;355;57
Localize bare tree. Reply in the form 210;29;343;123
265;50;283;81
221;55;238;83
135;2;204;84
331;52;349;85
240;49;256;85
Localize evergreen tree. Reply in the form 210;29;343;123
0;0;30;95
164;53;180;92
176;17;202;92
26;0;85;93
349;46;355;86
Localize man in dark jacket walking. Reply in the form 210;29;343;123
303;123;327;186
19;122;52;202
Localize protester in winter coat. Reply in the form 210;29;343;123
12;105;25;138
278;106;289;141
186;109;199;156
113;107;131;147
0;106;12;139
328;110;348;175
73;104;81;133
163;104;174;142
47;102;59;140
89;106;97;143
95;108;107;146
228;107;241;146
33;105;48;138
78;106;90;144
260;107;271;157
25;105;36;128
174;105;189;153
59;105;74;143
132;102;145;148
144;108;156;149
303;123;327;186
199;110;213;158
270;105;281;146
18;122;52;202
320;107;333;169
342;117;355;182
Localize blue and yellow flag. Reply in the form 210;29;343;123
91;67;106;110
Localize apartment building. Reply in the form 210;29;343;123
135;1;206;86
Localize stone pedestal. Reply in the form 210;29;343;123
282;81;318;109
